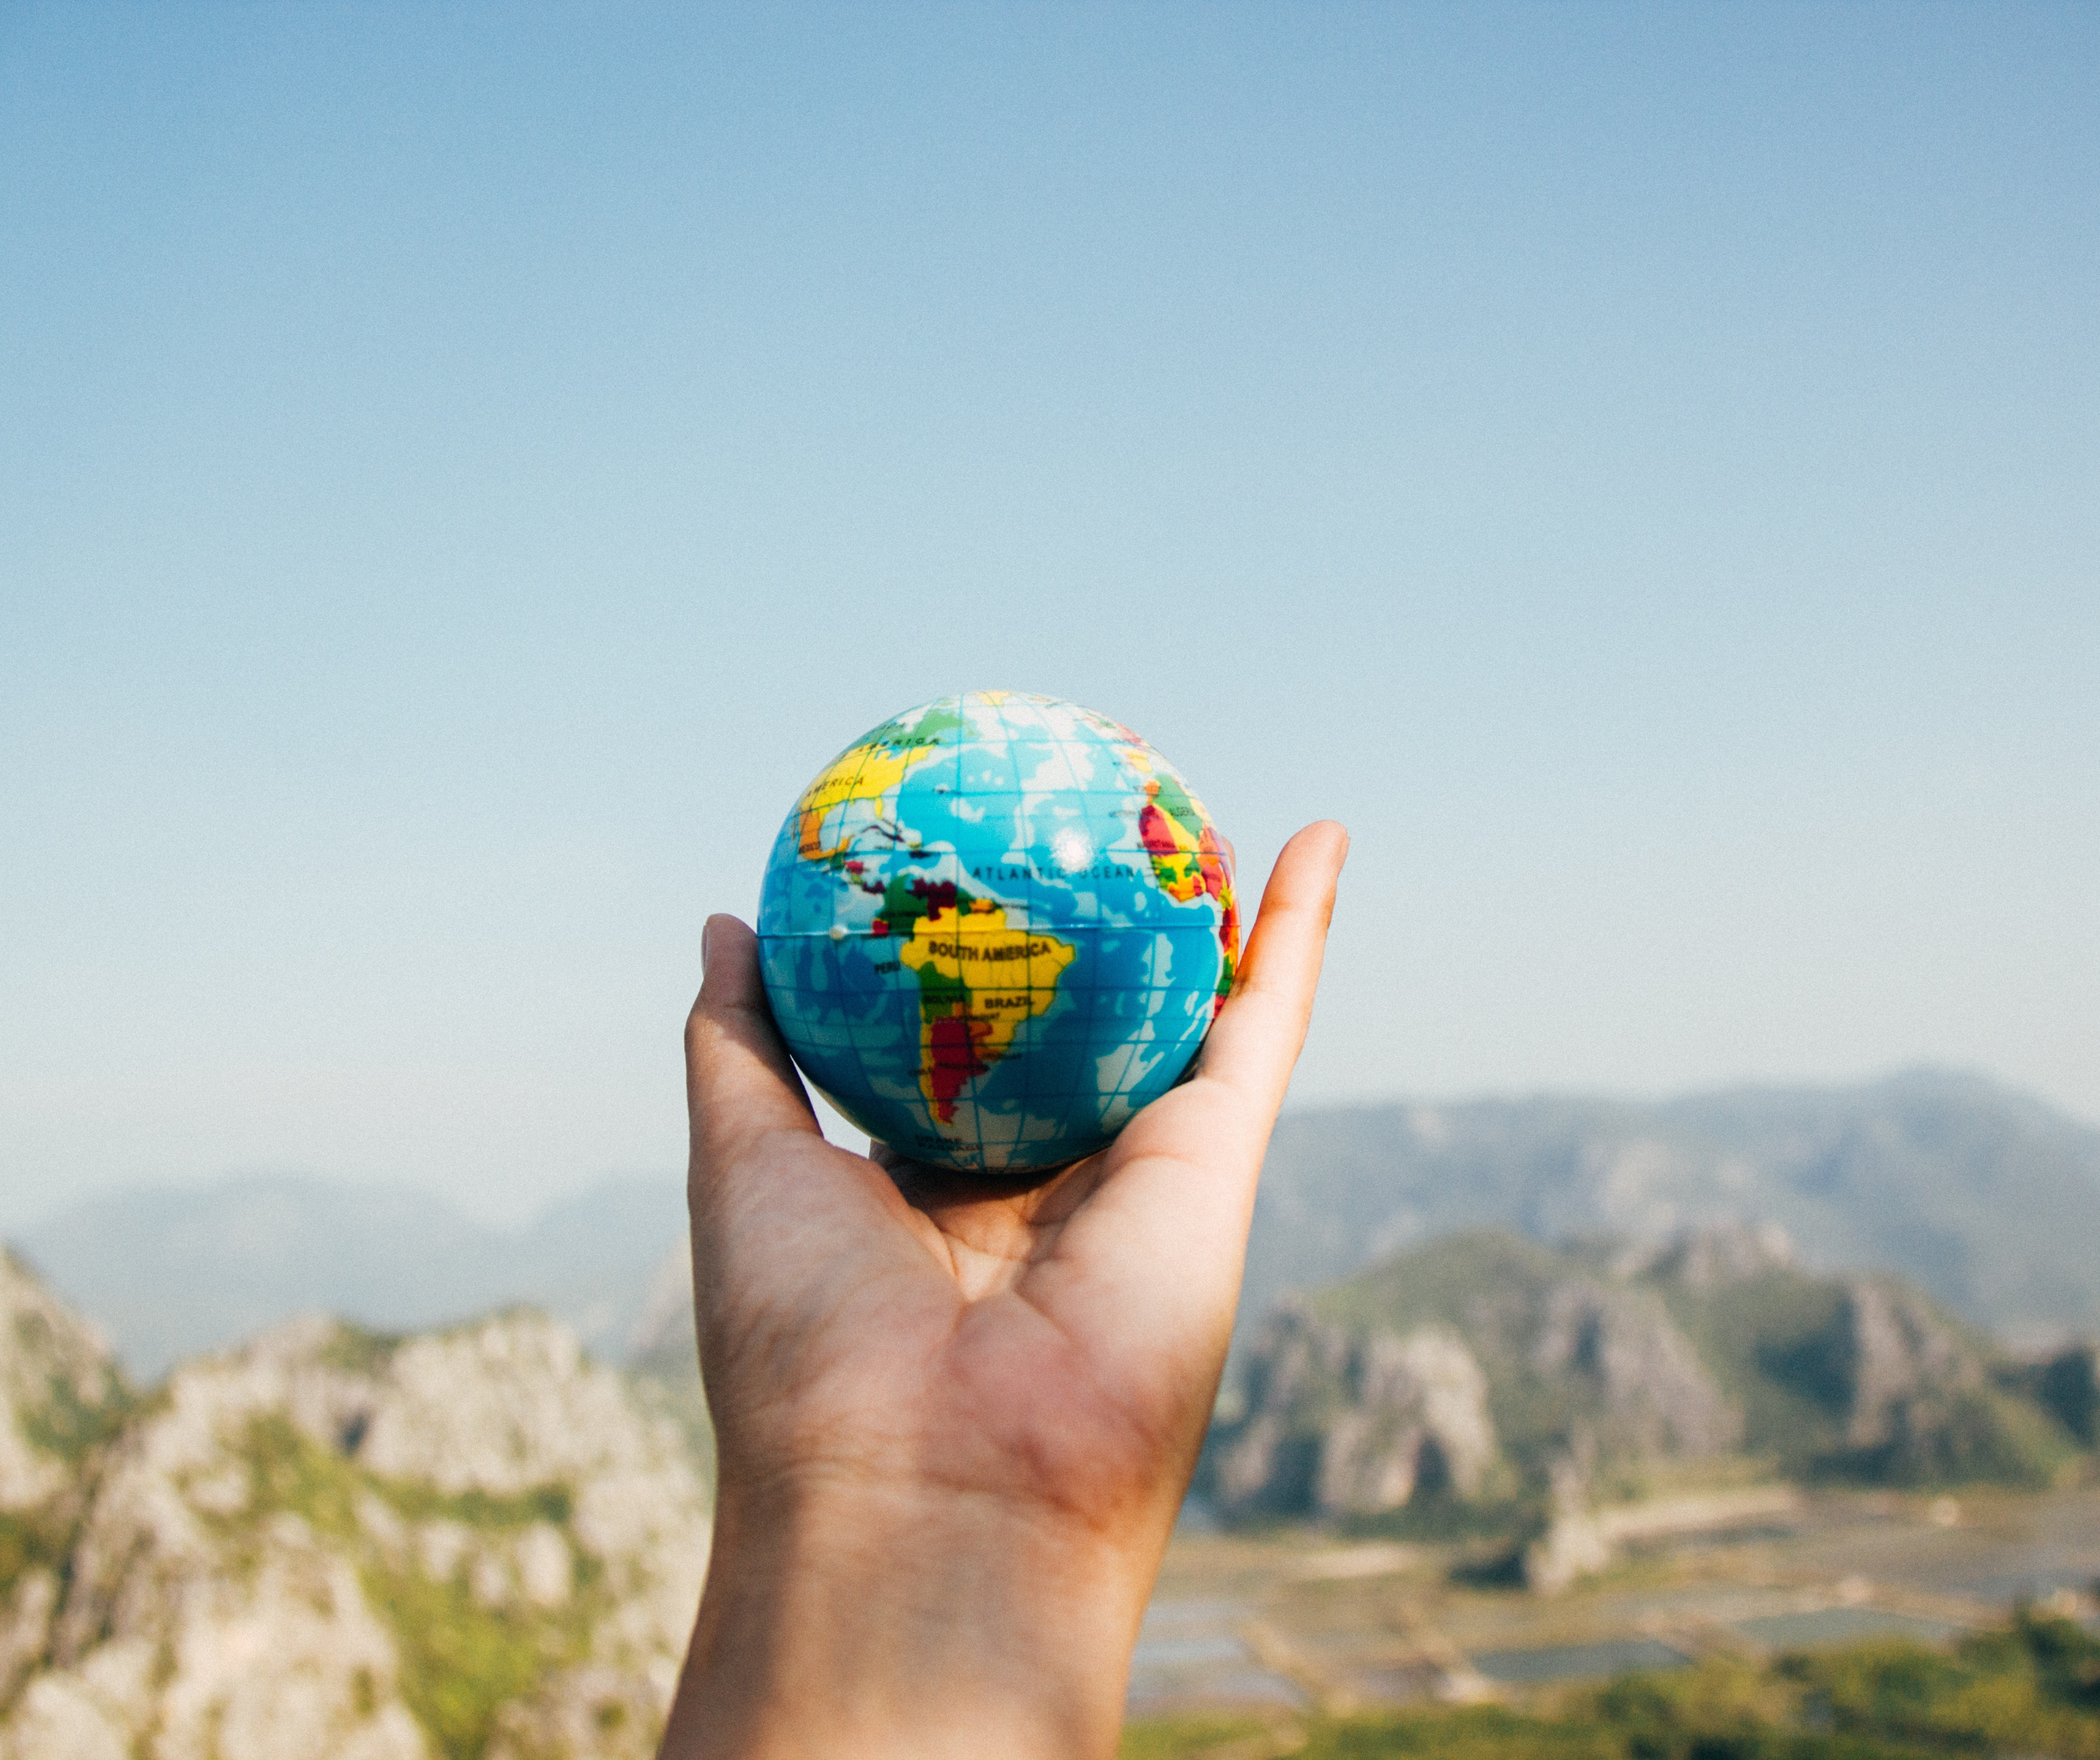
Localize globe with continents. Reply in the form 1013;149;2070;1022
757;692;1238;1173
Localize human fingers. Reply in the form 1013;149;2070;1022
685;914;821;1179
1193;820;1347;1117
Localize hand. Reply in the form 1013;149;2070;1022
658;822;1349;1760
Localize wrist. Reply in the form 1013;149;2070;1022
663;1471;1162;1759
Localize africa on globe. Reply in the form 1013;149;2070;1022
757;692;1238;1173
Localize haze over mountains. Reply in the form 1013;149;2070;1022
1242;1069;2100;1348
12;1070;2100;1383
15;1175;687;1378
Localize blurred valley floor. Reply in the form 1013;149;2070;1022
1131;1486;2100;1718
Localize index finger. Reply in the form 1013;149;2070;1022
1194;819;1349;1115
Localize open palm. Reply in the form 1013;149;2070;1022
665;821;1347;1760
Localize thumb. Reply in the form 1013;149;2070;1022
685;915;819;1178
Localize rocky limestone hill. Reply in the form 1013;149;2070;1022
0;1249;130;1711
1207;1223;2083;1531
0;1258;711;1760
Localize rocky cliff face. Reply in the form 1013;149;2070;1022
0;1248;126;1512
1836;1278;1975;1449
1527;1277;1743;1458
1213;1311;1497;1518
0;1268;711;1760
1211;1230;1742;1522
1208;1224;2081;1528
0;1248;129;1715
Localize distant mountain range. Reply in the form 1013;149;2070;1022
7;1070;2098;1701
11;1070;2099;1383
1241;1069;2100;1348
11;1173;687;1378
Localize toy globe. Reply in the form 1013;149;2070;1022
756;692;1238;1173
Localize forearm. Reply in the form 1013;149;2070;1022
659;1479;1161;1760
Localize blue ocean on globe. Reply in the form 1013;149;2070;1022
756;692;1239;1173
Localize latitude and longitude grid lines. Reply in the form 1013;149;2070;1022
987;696;1198;1155
786;695;1221;1166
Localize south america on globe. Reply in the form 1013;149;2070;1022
757;692;1238;1173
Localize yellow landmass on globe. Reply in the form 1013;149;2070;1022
898;903;1076;1123
793;738;942;861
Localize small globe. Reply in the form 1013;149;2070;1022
757;692;1238;1173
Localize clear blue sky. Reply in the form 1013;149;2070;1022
5;3;2096;1227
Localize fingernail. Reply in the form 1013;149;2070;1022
701;918;719;978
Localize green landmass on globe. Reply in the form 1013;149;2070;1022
757;692;1237;1173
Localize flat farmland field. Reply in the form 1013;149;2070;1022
1126;1483;2100;1731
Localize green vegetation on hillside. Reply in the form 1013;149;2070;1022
1122;1611;2100;1760
226;1411;603;1760
1210;1226;2086;1536
0;1507;73;1591
1646;1263;2076;1487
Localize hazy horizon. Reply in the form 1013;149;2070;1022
6;4;2096;1225
6;1062;2090;1236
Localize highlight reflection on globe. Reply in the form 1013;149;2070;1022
757;692;1238;1173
